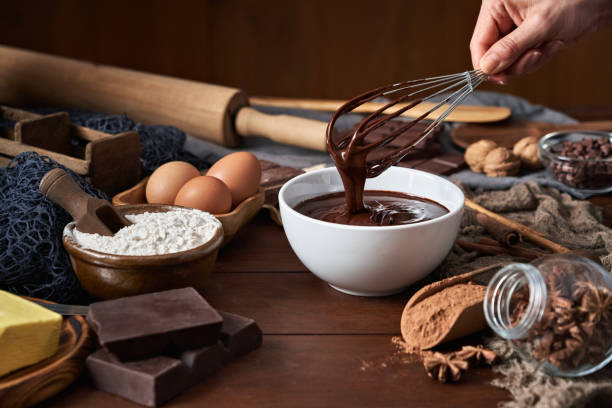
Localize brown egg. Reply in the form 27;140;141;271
206;152;261;206
146;161;200;204
174;176;232;214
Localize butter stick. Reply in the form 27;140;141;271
0;290;62;377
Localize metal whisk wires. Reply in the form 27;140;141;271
327;70;488;177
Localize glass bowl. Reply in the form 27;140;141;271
538;131;612;192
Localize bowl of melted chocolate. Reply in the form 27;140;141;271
279;166;464;296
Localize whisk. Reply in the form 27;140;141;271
328;70;488;175
327;69;488;212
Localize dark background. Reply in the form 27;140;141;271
1;0;610;112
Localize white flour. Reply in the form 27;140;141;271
70;209;222;256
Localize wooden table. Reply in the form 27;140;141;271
41;200;611;408
41;106;611;407
41;212;512;407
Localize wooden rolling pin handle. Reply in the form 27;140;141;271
235;107;328;152
39;168;91;221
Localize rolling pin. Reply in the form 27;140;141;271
0;45;328;151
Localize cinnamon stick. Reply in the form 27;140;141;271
465;198;570;254
456;239;542;260
476;213;521;246
478;237;547;258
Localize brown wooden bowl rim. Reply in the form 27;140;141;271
63;204;224;265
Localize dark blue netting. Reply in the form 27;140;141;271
0;110;212;302
0;153;105;302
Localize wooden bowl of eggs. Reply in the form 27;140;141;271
112;152;265;246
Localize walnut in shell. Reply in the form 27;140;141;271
483;147;520;177
513;136;542;169
465;140;498;173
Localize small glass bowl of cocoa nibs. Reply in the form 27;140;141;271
539;131;612;192
484;254;612;377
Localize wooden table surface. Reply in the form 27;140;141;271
41;203;612;408
41;106;611;408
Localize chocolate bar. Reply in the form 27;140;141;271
397;153;465;175
219;311;263;359
87;342;227;407
87;287;223;362
259;160;304;206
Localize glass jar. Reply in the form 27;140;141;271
484;254;612;377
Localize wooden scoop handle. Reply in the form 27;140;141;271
39;168;131;235
39;168;93;222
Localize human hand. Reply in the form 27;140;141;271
470;0;612;82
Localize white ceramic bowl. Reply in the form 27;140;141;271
279;166;464;296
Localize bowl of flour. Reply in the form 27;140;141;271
63;204;224;299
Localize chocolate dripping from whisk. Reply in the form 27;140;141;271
327;70;486;214
326;90;429;214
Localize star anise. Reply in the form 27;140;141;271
578;286;612;324
455;345;499;366
423;352;468;383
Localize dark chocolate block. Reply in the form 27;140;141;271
260;165;304;205
180;342;227;385
86;350;190;407
87;287;223;362
219;311;263;359
87;342;227;407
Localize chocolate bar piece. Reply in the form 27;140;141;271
219;311;263;359
87;351;189;407
87;342;227;407
259;162;304;206
397;153;465;175
87;287;223;362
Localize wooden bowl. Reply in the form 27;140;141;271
112;177;264;246
63;204;223;300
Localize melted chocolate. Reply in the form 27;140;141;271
314;81;447;225
295;190;448;226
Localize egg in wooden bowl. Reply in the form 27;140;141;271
112;152;265;246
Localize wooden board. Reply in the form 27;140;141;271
0;106;142;196
0;299;92;408
451;120;612;149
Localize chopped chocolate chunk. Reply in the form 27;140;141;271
87;287;223;362
546;136;612;189
219;311;263;359
87;342;227;407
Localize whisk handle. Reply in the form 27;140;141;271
235;107;328;151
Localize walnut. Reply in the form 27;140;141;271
465;140;498;173
483;147;520;177
513;136;542;169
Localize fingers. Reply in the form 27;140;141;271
479;15;550;75
470;3;503;70
505;40;565;76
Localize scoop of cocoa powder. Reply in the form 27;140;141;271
400;283;488;350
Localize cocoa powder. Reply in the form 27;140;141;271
400;283;487;350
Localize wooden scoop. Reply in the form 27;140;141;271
451;120;612;149
400;264;505;350
39;168;131;236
